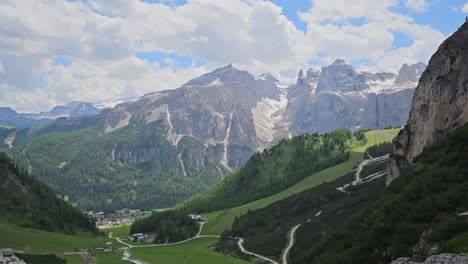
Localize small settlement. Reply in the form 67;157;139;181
89;209;151;228
0;249;26;264
189;213;205;222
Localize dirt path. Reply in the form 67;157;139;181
237;238;279;264
112;222;220;249
281;225;301;264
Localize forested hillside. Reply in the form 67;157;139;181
295;123;468;263
217;155;387;261
0;152;96;233
179;129;365;213
131;210;199;243
10;120;226;211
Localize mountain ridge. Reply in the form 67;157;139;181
0;101;100;128
6;61;424;211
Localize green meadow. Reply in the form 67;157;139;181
131;237;249;264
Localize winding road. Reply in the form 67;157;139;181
355;154;389;183
112;219;302;264
237;238;279;264
282;225;301;264
112;222;220;249
337;154;390;193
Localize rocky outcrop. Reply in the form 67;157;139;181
317;59;367;92
387;22;468;185
391;254;468;264
395;62;427;85
286;61;422;134
100;64;280;169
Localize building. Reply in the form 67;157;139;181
188;213;205;222
129;233;149;242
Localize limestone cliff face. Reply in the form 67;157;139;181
387;22;468;185
286;60;421;134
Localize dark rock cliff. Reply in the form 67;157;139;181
387;22;468;185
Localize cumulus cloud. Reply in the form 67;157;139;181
44;58;208;104
0;0;447;112
405;0;429;13
299;0;445;72
463;3;468;13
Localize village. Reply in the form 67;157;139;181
88;208;151;229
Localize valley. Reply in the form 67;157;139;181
1;4;468;263
0;128;397;263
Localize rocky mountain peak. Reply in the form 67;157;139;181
296;69;305;85
395;62;427;85
257;73;279;83
332;59;347;65
387;21;468;185
306;68;321;84
317;59;364;92
184;64;254;87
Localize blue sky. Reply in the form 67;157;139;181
1;0;468;112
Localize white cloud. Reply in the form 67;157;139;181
0;0;447;112
463;3;468;13
0;88;58;113
405;0;429;13
43;57;208;105
299;0;445;72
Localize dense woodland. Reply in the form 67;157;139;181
295;124;468;263
9;120;226;212
130;210;199;243
365;141;394;158
180;129;363;213
0;152;97;234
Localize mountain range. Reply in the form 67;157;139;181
3;60;424;211
198;20;468;264
0;101;101;128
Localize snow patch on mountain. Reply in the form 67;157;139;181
165;105;183;146
95;98;136;109
222;112;233;171
252;90;288;149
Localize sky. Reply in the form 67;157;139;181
0;0;467;113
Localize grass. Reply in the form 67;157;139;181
100;224;131;238
95;252;129;264
200;128;400;235
0;222;113;254
131;237;250;264
61;254;84;264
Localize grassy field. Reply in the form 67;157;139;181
61;254;84;264
200;128;400;235
0;222;114;254
131;237;249;264
101;224;131;238
95;252;129;264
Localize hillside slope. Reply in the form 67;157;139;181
220;160;388;262
10;121;226;211
0;152;96;233
179;130;359;213
300;123;468;263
